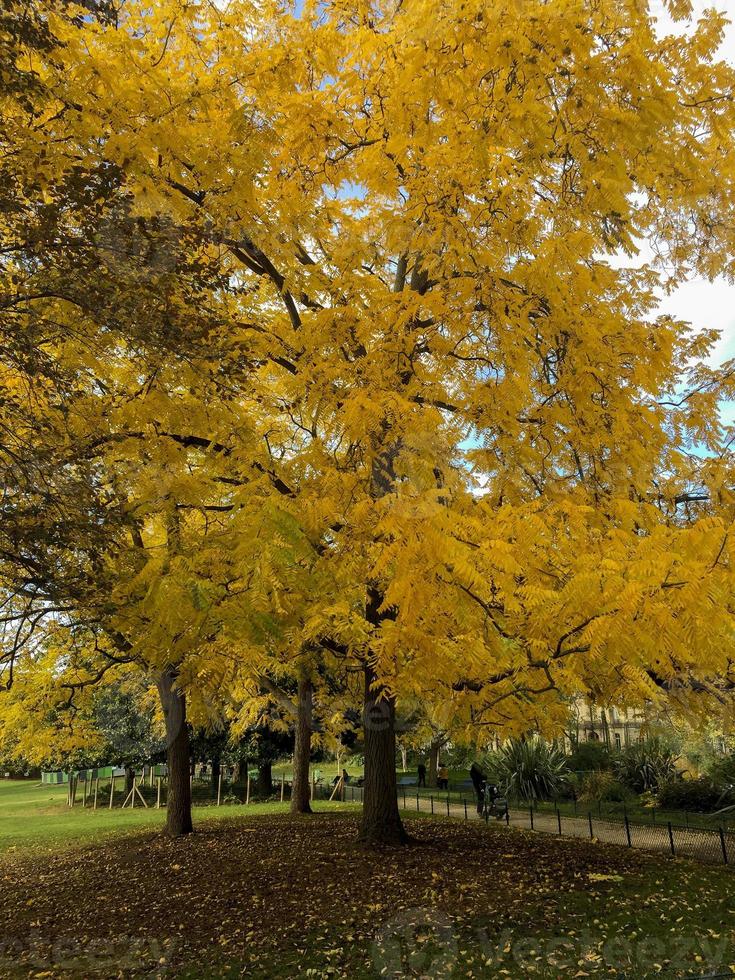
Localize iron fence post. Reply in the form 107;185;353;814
505;803;510;825
720;826;728;865
464;799;468;820
588;812;594;839
446;796;450;817
668;821;675;856
556;806;562;835
416;792;419;812
530;806;534;830
624;812;631;847
430;795;434;815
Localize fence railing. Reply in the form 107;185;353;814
505;803;733;866
36;771;735;866
328;783;734;867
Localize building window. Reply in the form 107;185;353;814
614;733;622;751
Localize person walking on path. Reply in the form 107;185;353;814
470;762;486;815
417;762;426;787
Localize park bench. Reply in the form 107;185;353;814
397;776;417;787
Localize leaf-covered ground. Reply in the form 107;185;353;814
1;810;734;978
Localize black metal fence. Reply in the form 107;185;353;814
505;803;733;866
92;770;731;867
328;783;734;867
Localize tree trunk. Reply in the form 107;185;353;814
400;743;407;772
428;742;440;788
291;676;313;814
125;766;135;794
156;667;193;837
358;655;408;846
257;761;273;797
359;422;408;845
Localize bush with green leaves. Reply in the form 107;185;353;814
613;738;677;793
706;753;735;791
487;737;571;802
578;770;632;803
567;741;612;773
656;777;732;813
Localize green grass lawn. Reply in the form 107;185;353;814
0;779;353;856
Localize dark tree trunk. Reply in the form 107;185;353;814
359;651;408;846
257;761;273;797
291;676;313;814
428;742;440;788
125;766;135;794
156;667;193;837
359;425;408;845
211;754;221;797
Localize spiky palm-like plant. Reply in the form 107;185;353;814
613;738;677;793
487;737;571;802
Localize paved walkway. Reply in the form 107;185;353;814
339;785;732;866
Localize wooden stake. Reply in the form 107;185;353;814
121;785;135;809
217;770;222;807
93;777;99;810
109;774;115;809
131;775;136;808
280;773;285;802
156;776;161;809
70;776;77;808
82;778;87;808
246;774;251;805
149;767;153;788
134;783;148;808
329;775;344;802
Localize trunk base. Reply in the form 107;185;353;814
357;819;413;847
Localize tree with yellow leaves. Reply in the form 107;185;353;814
5;0;735;847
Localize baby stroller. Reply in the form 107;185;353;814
482;782;508;821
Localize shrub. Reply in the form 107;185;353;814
707;753;735;790
567;741;612;772
487;737;571;802
555;772;579;801
578;770;632;803
657;777;734;813
613;738;677;793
